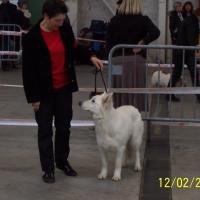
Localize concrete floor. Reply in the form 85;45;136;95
0;65;200;200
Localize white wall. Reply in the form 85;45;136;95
158;0;167;45
77;0;114;34
0;0;18;5
9;0;18;5
77;0;160;35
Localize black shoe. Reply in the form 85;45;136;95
196;97;200;103
56;161;78;176
166;95;180;102
42;172;55;183
171;95;180;102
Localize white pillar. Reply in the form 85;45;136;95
101;0;116;15
158;0;167;45
157;0;167;61
66;0;78;36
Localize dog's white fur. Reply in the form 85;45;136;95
81;92;144;181
151;70;170;87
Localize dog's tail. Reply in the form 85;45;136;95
131;113;144;146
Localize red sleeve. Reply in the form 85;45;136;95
73;39;78;49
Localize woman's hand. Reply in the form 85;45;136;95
32;101;40;112
132;40;144;54
90;56;104;70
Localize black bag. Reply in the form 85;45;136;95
90;20;105;35
89;20;107;59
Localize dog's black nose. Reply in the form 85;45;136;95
78;101;82;106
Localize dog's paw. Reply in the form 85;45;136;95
97;173;107;180
112;175;121;181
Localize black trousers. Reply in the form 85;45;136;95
35;86;73;173
171;49;200;87
171;39;177;66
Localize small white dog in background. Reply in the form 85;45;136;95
151;70;170;87
80;92;144;181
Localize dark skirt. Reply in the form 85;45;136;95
111;55;146;111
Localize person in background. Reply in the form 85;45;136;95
169;1;183;65
17;0;31;18
168;1;200;102
0;0;17;24
107;0;160;111
15;0;31;30
194;8;200;35
169;1;183;45
194;8;200;60
22;0;103;184
13;0;31;62
0;0;17;71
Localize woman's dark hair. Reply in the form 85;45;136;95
117;0;123;5
42;0;68;18
182;1;194;13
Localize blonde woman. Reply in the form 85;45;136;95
107;0;160;111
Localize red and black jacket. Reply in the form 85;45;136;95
22;20;79;103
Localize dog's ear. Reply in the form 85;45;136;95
102;91;107;97
107;92;113;97
102;92;113;106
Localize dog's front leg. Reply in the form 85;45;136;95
112;146;125;181
97;147;108;180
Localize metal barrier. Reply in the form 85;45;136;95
108;44;200;125
1;43;200;127
0;24;23;61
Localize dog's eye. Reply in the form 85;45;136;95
91;99;95;103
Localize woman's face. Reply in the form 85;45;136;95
45;13;66;31
185;4;192;12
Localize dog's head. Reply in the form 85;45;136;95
80;92;113;115
151;71;170;87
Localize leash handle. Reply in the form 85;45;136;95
94;68;107;94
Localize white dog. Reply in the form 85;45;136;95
151;70;170;87
80;92;144;181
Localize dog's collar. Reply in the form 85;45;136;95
93;116;104;120
93;114;104;120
